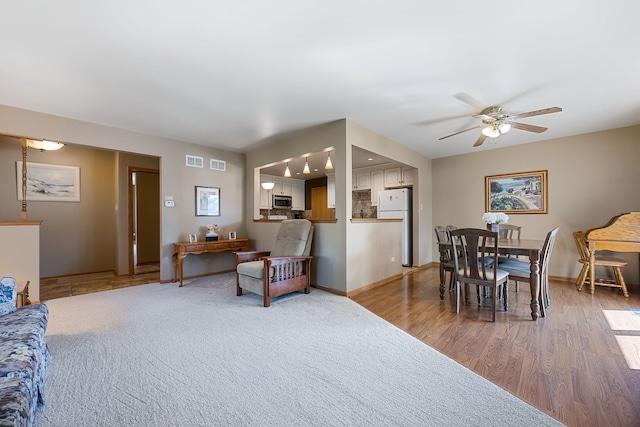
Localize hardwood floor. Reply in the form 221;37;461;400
351;266;640;427
40;264;160;301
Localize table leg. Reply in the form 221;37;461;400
178;254;187;287
172;253;178;282
529;251;541;320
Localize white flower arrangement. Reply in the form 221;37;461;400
482;212;509;224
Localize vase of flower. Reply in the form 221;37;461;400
482;212;509;234
205;224;219;241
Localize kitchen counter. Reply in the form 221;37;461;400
350;218;402;223
254;218;337;223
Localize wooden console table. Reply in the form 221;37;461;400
172;239;250;287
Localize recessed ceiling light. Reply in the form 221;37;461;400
367;157;373;161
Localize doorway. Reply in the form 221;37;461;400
129;168;160;275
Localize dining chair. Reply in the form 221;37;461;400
498;227;559;318
434;226;456;291
573;231;629;297
449;228;509;322
498;224;521;239
498;224;523;292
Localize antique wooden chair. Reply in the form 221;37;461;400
235;219;314;307
449;228;509;322
573;231;628;297
499;228;559;318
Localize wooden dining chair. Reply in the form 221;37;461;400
499;227;559;318
449;228;509;322
498;224;521;239
573;231;629;297
434;226;456;291
497;224;523;292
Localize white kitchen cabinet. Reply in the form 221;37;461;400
384;167;414;187
291;182;304;210
370;170;384;205
353;172;371;190
384;168;402;187
326;173;336;208
273;180;292;196
401;167;414;186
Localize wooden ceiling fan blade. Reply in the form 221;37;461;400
512;107;562;119
453;92;485;109
415;113;471;126
511;122;548;133
473;134;487;147
438;125;481;141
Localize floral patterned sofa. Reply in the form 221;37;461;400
0;277;51;427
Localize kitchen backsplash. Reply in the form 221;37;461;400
353;190;377;218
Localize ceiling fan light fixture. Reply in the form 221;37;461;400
325;152;333;170
498;123;511;134
303;157;311;174
284;162;291;177
481;126;500;138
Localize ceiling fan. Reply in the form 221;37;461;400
438;105;562;147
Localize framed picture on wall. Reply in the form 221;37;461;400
16;161;81;202
485;170;548;214
195;186;220;216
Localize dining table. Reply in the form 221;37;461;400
437;238;546;320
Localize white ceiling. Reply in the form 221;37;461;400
1;1;639;161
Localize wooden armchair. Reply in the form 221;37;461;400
235;219;314;307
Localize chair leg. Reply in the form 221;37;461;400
263;294;271;308
492;287;497;322
455;279;461;314
613;267;629;298
515;280;519;293
503;282;509;312
576;264;589;291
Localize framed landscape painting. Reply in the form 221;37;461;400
16;161;80;202
485;170;548;214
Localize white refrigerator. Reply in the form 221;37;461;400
377;188;412;266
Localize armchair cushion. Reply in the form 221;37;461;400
270;220;313;256
0;277;17;316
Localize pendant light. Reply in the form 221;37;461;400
303;157;311;174
284;162;291;177
325;152;333;170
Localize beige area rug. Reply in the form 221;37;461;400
35;273;564;426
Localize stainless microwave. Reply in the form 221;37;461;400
273;194;292;209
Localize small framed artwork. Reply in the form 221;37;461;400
485;170;548;214
188;233;197;243
228;231;237;240
195;186;220;216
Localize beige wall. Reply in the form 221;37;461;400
432;125;640;284
246;119;433;293
246;120;347;291
0;137;118;276
0;105;246;283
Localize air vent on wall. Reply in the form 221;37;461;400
210;159;226;171
186;155;204;168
